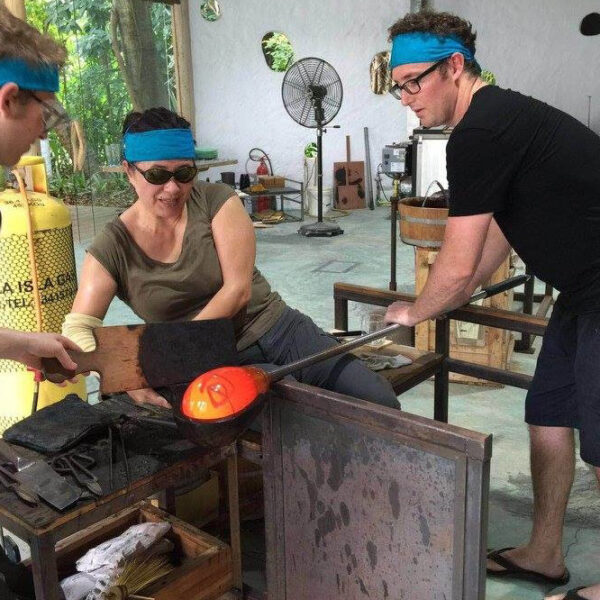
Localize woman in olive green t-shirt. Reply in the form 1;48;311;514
62;107;398;411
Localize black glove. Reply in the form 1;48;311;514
3;395;112;454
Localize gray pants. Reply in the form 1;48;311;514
239;307;399;409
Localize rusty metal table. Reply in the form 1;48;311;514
0;435;243;599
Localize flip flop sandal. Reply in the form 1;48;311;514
565;588;588;600
486;547;570;586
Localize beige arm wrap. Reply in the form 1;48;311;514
62;312;103;352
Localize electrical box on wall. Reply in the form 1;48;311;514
382;142;413;177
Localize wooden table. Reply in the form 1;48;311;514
0;418;243;599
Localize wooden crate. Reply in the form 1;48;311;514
54;501;232;600
414;246;515;384
258;175;285;188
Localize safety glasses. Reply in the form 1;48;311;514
130;162;198;185
25;91;70;135
389;58;447;99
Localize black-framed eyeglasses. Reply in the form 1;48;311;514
389;58;447;100
25;91;70;134
130;162;198;185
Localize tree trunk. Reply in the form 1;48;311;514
110;0;169;112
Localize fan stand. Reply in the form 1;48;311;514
298;99;343;237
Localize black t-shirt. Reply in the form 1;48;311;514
447;86;600;313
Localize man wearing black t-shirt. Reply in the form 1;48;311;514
385;11;600;600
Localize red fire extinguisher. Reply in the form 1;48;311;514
256;157;270;212
257;157;269;177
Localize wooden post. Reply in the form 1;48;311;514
227;452;243;592
171;0;196;135
30;532;61;600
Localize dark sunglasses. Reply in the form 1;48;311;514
130;162;198;185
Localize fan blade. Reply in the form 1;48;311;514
311;60;325;86
299;97;312;125
322;94;340;110
285;80;310;94
284;94;311;123
297;61;313;89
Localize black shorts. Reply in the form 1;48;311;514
526;302;600;466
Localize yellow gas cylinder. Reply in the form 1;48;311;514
0;156;86;433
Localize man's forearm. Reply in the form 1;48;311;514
409;267;472;323
411;243;512;324
387;213;495;328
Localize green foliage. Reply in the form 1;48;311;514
481;70;497;86
200;0;220;22
262;32;294;72
304;142;317;158
48;170;90;203
47;131;73;175
49;170;133;206
89;172;130;195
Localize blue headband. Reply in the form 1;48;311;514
123;129;196;162
389;32;476;69
0;58;59;92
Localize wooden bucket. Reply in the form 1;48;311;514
399;196;448;248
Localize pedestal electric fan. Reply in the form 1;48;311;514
282;57;344;237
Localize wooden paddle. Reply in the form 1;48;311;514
41;319;239;393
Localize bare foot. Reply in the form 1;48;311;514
487;546;566;579
546;583;600;600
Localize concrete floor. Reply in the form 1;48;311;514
69;204;598;599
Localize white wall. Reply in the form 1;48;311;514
432;0;600;130
188;0;410;190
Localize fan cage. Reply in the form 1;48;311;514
282;57;343;128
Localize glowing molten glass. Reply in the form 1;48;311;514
182;366;270;421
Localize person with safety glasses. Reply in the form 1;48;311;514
63;106;399;411
384;10;600;600
0;5;79;374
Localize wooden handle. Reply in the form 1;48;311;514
346;135;351;162
41;349;99;383
41;325;147;391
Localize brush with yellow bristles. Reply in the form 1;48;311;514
102;554;173;600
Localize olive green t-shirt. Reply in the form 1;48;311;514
88;181;286;350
